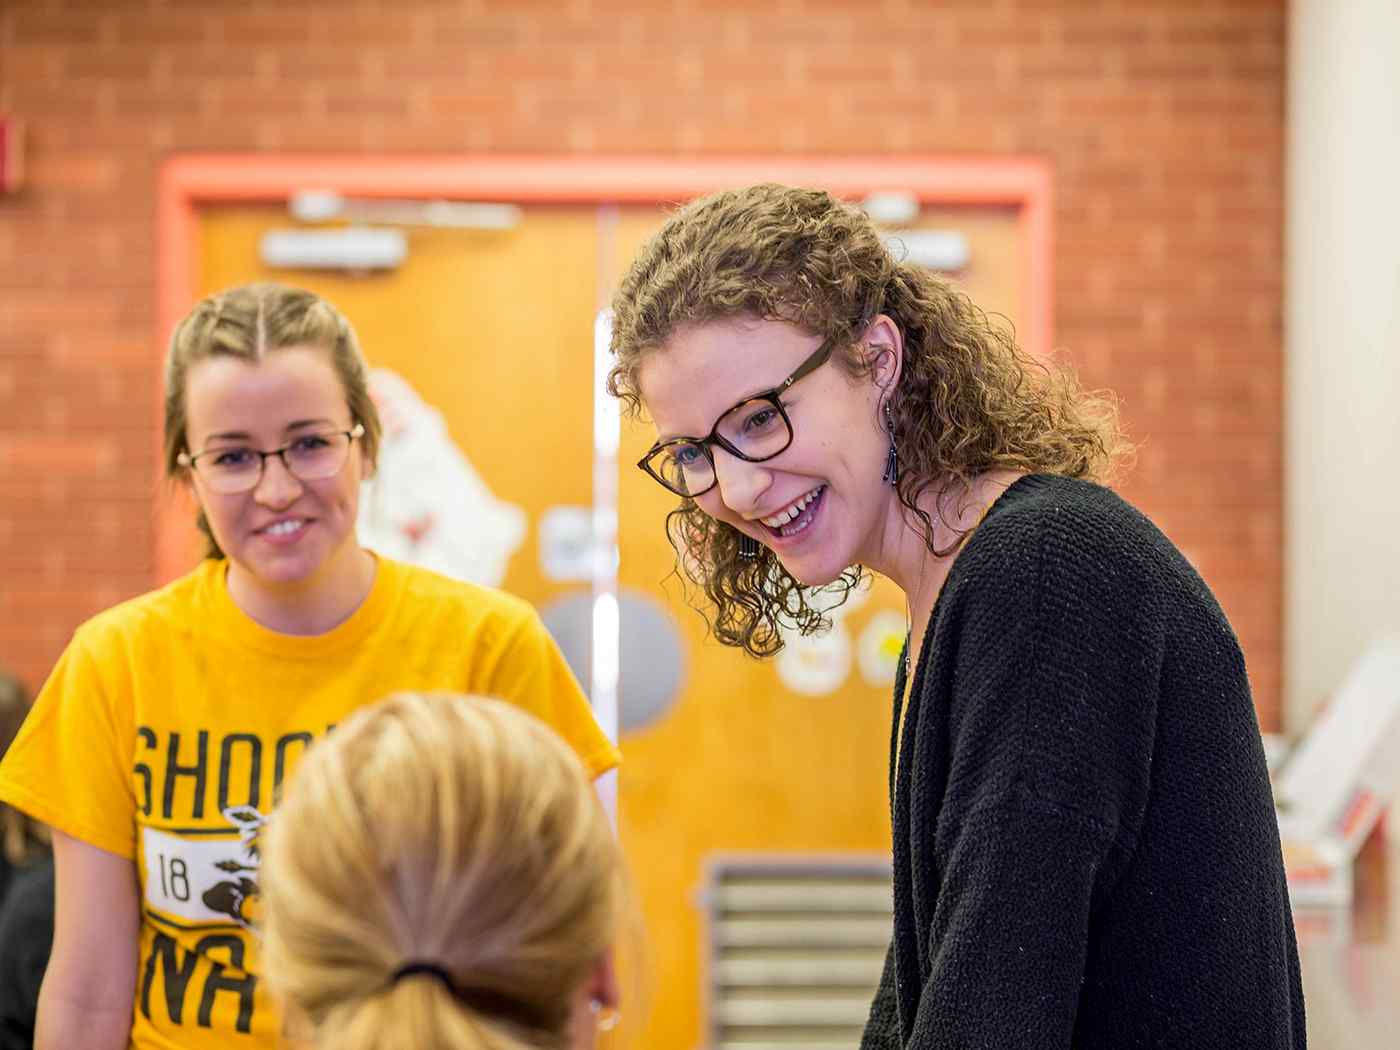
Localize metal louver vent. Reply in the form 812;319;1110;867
704;856;893;1050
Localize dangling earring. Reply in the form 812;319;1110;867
738;533;761;561
881;400;899;486
590;998;621;1031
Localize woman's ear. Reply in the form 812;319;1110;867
180;460;202;503
862;313;904;398
587;948;620;1010
568;948;620;1048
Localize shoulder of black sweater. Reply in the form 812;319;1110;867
976;473;1180;567
919;474;1188;840
946;474;1222;633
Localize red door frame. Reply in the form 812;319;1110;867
155;153;1053;582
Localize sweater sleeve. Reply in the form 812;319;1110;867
903;512;1160;1048
859;939;903;1050
907;794;1118;1047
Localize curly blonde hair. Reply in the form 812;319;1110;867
608;184;1129;658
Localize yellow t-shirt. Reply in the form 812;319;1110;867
0;556;619;1050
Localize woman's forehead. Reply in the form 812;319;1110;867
184;347;346;439
638;318;815;431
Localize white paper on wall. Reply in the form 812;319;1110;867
859;609;909;688
776;627;852;697
538;506;596;582
775;578;872;696
357;368;527;587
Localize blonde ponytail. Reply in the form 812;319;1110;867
260;693;620;1050
308;979;541;1050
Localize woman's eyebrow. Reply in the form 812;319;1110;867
655;381;789;443
654;428;701;445
200;418;338;444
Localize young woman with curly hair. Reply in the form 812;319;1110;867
609;184;1304;1049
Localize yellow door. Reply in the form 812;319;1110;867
192;196;1025;1050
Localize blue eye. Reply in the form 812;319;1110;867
210;448;256;469
670;443;705;468
291;434;332;454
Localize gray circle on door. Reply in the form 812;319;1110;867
540;588;687;734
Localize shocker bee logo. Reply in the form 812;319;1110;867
201;807;266;929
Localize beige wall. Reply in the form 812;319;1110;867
1286;0;1400;727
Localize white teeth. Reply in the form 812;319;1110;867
264;520;304;537
761;487;822;528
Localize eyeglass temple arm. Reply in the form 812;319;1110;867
781;337;837;391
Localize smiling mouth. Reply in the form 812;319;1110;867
759;485;825;538
259;519;309;538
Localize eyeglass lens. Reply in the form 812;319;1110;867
653;398;792;496
197;433;353;494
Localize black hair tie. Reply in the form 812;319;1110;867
391;961;455;991
389;961;554;1032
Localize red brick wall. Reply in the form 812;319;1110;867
0;0;1286;726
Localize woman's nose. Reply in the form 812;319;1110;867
710;447;772;516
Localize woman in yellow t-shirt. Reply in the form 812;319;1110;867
0;283;619;1050
260;691;621;1050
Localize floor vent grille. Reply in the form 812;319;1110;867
704;856;893;1050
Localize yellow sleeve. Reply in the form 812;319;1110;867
487;610;621;779
0;627;137;859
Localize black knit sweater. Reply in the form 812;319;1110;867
860;475;1305;1049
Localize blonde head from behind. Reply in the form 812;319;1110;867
260;692;620;1050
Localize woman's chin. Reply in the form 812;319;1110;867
775;554;849;589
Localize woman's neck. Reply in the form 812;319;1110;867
225;546;378;636
884;470;1025;632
